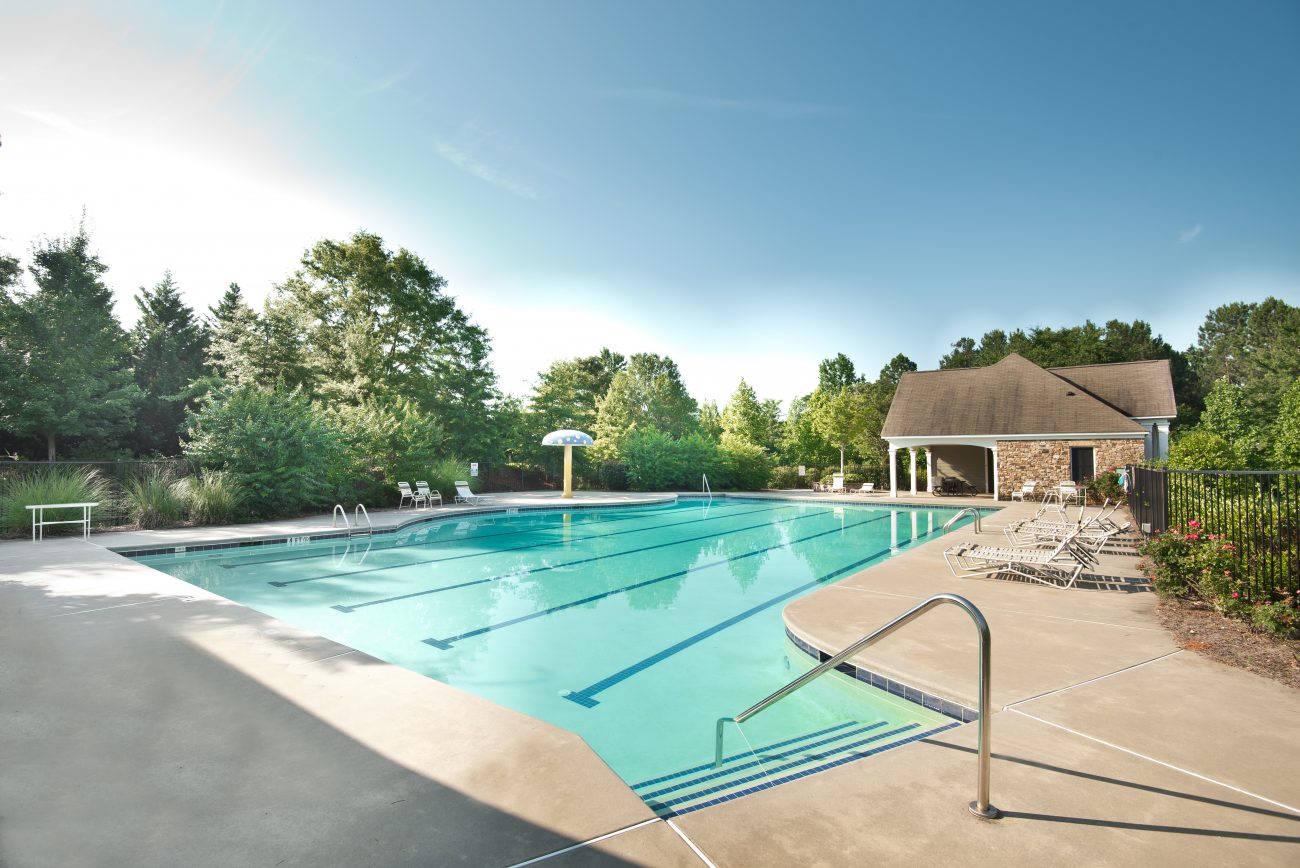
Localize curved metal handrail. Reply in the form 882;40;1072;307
354;503;372;534
714;593;999;819
702;473;712;503
332;504;350;530
943;507;982;534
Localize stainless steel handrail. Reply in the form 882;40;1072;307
332;504;350;529
354;503;372;535
713;593;999;819
702;473;712;503
943;507;982;534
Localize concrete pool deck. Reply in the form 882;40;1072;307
2;493;1297;865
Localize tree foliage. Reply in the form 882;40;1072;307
720;379;779;451
131;271;209;455
591;352;697;458
0;229;140;459
817;352;858;391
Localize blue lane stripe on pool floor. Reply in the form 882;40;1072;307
270;503;797;587
421;512;893;651
331;506;831;613
562;521;950;707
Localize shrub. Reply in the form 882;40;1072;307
121;466;188;529
769;465;802;489
1168;429;1241;471
1138;520;1240;602
597;461;629;491
1091;469;1125;504
424;457;473;502
180;470;246;525
721;441;774;491
327;397;447;505
0;466;113;534
184;386;342;518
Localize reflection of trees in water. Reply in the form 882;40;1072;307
701;519;785;591
790;508;886;579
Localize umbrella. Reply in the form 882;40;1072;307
542;429;594;499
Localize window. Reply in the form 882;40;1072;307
1070;447;1095;482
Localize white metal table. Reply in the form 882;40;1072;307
26;501;99;542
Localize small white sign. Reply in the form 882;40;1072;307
470;462;479;477
798;465;806;476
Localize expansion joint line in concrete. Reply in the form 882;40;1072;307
1006;707;1300;817
1002;649;1186;709
666;819;719;867
503;817;662;867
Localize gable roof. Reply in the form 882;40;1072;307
1046;359;1177;419
882;353;1152;438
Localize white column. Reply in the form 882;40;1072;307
1156;423;1170;459
1145;424;1156;459
889;447;898;499
991;446;1000;501
924;448;933;495
908;448;917;496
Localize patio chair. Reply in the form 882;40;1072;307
454;480;494;505
1010;481;1036;501
415;481;444;508
1015;500;1132;541
850;482;877;495
1057;481;1083;505
397;481;426;510
827;473;846;494
943;531;1093;589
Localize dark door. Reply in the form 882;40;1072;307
1070;447;1095;482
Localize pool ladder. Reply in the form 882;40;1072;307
943;507;982;534
702;473;712;504
332;503;374;536
713;593;999;820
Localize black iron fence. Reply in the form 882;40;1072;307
1127;464;1300;599
0;459;194;535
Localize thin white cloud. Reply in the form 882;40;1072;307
433;140;538;199
1178;224;1204;245
358;59;421;96
600;87;844;119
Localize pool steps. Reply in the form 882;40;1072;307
632;716;960;817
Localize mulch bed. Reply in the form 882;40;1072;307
1156;597;1300;690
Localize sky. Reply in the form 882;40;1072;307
1;0;1298;408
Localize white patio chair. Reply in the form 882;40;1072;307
1010;481;1036;501
397;481;425;510
850;482;876;495
828;473;846;494
944;531;1092;589
415;481;443;508
454;480;494;505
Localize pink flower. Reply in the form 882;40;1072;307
1188;520;1201;528
1224;570;1232;576
1231;592;1239;599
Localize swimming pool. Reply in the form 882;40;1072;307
132;497;977;815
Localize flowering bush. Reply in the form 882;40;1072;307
1139;519;1299;638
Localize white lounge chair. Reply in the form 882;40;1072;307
415;481;443;508
850;482;877;495
826;473;846;494
1010;481;1036;501
397;481;426;510
454;480;493;505
944;531;1093;589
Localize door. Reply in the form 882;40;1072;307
1070;447;1095;482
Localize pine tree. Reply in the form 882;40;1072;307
131;271;209;454
0;228;140;459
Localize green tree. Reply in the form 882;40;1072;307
1189;298;1300;427
720;379;775;451
131;271;209;455
697;399;723;440
817;352;859;391
778;394;837;467
276;231;499;456
524;349;625;474
807;385;878;474
877;353;917;390
1271;379;1300;470
1168;429;1240;471
0;229;140;459
1200;377;1263;465
591;352;697;458
327;396;447;503
205;290;315;392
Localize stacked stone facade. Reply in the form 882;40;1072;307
995;438;1145;500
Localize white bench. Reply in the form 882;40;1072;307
26;501;99;542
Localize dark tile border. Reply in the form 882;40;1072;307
784;627;978;724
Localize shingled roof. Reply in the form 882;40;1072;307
882;353;1158;438
1047;359;1177;419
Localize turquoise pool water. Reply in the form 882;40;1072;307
133;498;973;814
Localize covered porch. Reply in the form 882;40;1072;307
885;436;1000;500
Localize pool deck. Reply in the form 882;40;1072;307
2;492;1298;866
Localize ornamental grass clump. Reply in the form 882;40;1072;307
121;466;189;529
180;470;246;526
0;466;113;534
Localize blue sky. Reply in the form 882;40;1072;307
2;1;1297;406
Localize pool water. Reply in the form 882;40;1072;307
133;498;974;815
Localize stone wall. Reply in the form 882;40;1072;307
996;438;1145;500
